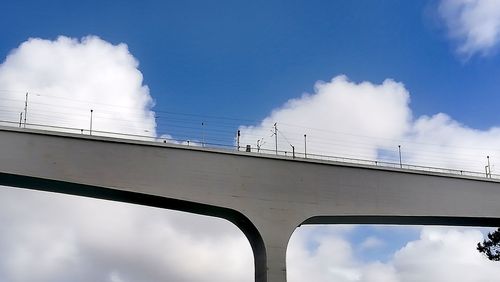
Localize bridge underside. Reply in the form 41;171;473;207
1;126;500;282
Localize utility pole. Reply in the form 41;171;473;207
257;139;260;153
398;145;402;168
237;130;241;151
486;156;491;178
304;134;307;158
90;109;93;135
202;122;205;147
19;112;23;128
274;123;278;155
488;156;491;178
23;92;28;128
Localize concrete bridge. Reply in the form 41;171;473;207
1;126;500;282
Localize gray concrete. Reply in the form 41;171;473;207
1;126;500;282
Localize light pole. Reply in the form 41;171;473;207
201;122;205;147
398;145;402;168
237;130;240;151
304;134;307;158
90;109;93;135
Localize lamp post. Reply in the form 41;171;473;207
398;145;402;168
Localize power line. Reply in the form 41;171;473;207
1;91;500;173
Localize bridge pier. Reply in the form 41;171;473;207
251;217;300;282
264;243;287;282
262;233;290;282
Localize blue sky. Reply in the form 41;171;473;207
2;1;500;281
3;0;500;130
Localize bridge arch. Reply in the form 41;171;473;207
0;172;267;282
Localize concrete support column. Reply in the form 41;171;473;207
265;244;287;282
256;220;299;282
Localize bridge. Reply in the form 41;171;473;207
1;125;500;282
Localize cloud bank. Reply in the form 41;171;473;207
0;188;253;282
438;0;500;57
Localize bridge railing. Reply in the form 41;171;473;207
251;147;499;179
1;119;499;181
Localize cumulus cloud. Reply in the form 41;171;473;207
438;0;500;57
0;36;156;137
239;75;412;161
288;225;500;282
239;75;500;174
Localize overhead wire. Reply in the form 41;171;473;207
1;90;498;151
0;90;498;173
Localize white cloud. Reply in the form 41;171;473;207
392;227;500;282
239;75;412;161
403;113;500;172
438;0;500;57
360;236;385;251
287;225;401;282
287;226;361;282
359;263;398;282
239;75;500;174
0;187;254;282
0;36;156;137
288;226;500;282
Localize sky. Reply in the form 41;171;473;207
2;0;500;281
